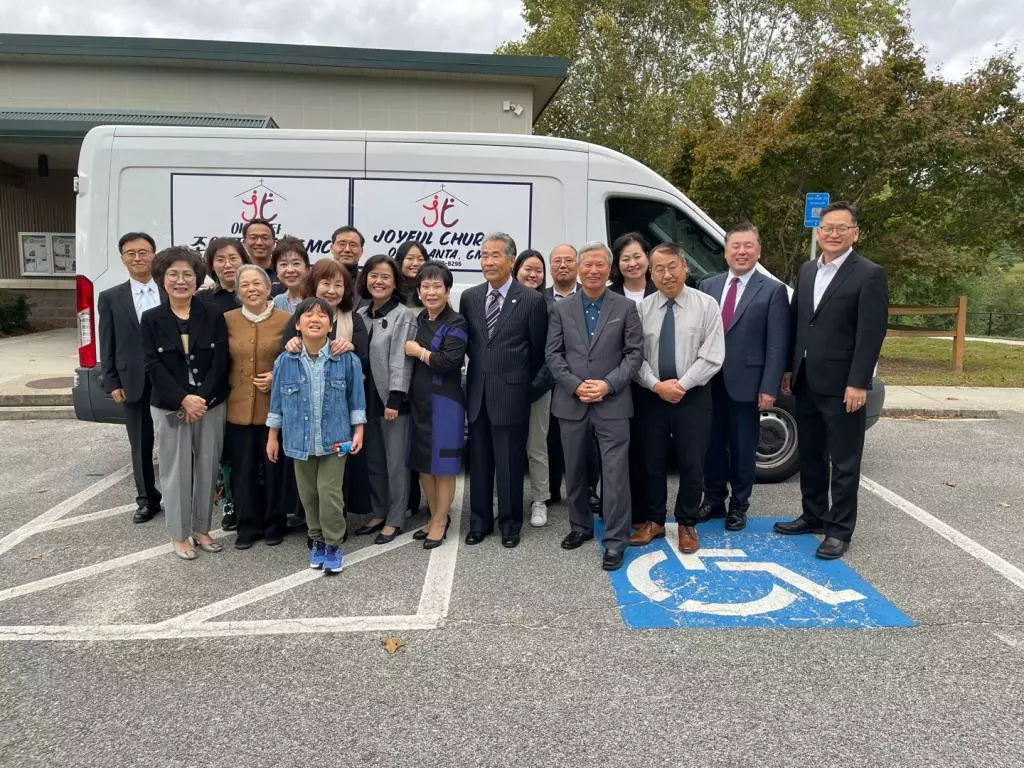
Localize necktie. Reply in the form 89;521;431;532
658;300;677;380
137;286;153;321
486;288;501;339
721;276;740;330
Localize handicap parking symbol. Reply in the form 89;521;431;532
602;518;914;629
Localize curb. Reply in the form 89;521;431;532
881;407;1001;419
0;406;77;421
0;393;73;407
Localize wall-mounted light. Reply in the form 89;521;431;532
502;101;526;117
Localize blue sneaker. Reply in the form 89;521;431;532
323;545;343;574
309;540;326;570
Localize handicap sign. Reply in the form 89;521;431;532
602;517;913;629
804;192;831;228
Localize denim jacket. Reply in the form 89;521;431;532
266;345;366;461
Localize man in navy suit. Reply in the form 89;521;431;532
460;233;548;548
698;223;790;531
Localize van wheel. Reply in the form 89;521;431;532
756;394;799;483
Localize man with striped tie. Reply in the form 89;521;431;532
460;233;548;548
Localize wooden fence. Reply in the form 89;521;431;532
888;296;968;372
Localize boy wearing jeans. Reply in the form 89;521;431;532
266;298;365;573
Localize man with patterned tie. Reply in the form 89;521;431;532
697;223;790;531
98;232;164;523
630;244;724;554
460;233;548;548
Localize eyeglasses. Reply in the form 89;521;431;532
335;241;361;251
165;271;196;283
819;225;857;235
122;250;154;260
246;234;274;242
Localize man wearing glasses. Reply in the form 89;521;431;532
330;226;365;301
242;218;284;295
97;232;164;523
777;202;888;560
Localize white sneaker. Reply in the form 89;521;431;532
530;500;548;527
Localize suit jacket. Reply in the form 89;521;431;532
460;279;548;426
97;281;155;404
546;290;644;421
140;297;230;412
789;249;888;396
698;270;790;402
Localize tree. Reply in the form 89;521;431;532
671;32;1024;293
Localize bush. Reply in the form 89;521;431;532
0;290;29;334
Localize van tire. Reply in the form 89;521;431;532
756;394;800;483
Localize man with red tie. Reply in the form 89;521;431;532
697;223;790;531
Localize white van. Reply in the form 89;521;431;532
71;125;883;480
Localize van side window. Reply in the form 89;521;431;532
607;197;726;284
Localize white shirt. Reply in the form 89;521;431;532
487;275;513;312
130;278;160;322
635;288;725;393
813;248;852;311
719;269;756;309
551;283;579;301
623;287;646;305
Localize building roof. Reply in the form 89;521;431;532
0;34;568;122
0;108;278;142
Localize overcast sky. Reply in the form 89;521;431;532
0;0;1018;80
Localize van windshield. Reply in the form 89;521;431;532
607;197;726;285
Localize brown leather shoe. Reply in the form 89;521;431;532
629;522;666;547
678;525;700;554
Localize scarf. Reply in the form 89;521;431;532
241;303;275;324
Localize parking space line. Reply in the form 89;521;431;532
0;528;229;605
861;476;1024;593
0;464;133;557
416;476;465;619
32;505;136;533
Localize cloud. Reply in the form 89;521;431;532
907;0;1022;79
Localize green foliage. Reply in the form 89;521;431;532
0;290;29;334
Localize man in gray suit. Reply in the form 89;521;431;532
698;223;789;531
546;242;643;571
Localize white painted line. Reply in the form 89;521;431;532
416;475;464;619
32;504;136;533
680;585;797;616
162;531;421;627
994;632;1020;649
0;528;229;605
862;476;1024;593
716;561;865;605
0;464;133;557
0;614;440;643
626;550;671;601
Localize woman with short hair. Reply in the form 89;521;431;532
201;237;250;315
271;236;310;314
141;246;229;560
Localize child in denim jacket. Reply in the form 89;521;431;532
266;297;366;573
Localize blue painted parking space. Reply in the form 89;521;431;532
602;517;914;629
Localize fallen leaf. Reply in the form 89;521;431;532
998;502;1011;508
381;636;405;655
26;553;44;563
945;480;957;488
944;397;960;401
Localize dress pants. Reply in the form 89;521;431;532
548;413;601;503
364;413;411;529
703;374;760;510
468;400;528;538
794;371;866;541
560;412;630;554
627;382;648;524
152;403;226;541
343;445;371;518
641;385;713;527
526;393;551;503
226;422;285;541
123;384;161;510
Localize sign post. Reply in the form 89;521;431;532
804;192;830;262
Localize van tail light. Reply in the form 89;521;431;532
76;275;96;368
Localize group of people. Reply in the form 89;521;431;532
98;201;887;575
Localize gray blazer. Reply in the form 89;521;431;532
356;300;416;406
546;289;644;422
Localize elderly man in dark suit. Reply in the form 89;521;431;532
98;232;163;523
698;223;790;532
546;242;643;571
778;202;888;560
460;232;548;548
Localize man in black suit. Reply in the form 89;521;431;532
97;232;163;523
460;232;548;548
777;202;888;559
698;223;790;531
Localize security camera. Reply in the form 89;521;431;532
513;104;524;117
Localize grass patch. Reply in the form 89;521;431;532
879;337;1024;386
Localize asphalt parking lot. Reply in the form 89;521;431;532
0;415;1022;767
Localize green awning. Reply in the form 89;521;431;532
0;108;278;142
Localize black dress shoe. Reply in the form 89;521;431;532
132;505;157;524
816;537;850;560
285;513;306;531
773;517;824;535
264;530;284;546
725;507;748;531
374;527;402;545
353;520;385;536
501;535;520;549
698;500;726;521
465;532;488;546
561;531;594;550
235;534;261;550
602;550;624;571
